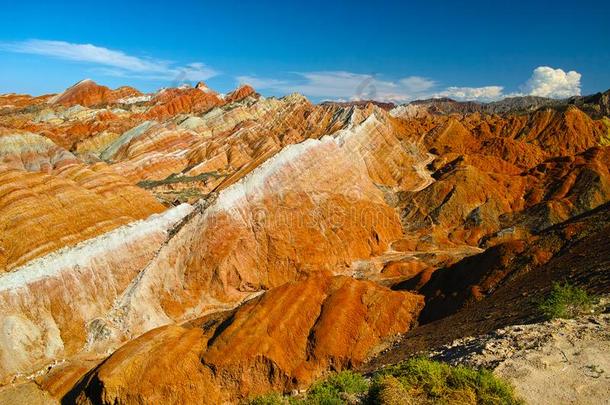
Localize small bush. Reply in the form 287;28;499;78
246;392;289;405
247;361;521;405
306;370;369;404
539;282;596;319
245;371;368;405
373;375;412;404
370;358;522;404
319;371;369;395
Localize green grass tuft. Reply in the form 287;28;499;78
246;360;522;405
539;282;597;319
372;357;522;404
305;370;369;404
245;371;368;405
246;392;289;405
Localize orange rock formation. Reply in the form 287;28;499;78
69;275;423;404
0;80;609;404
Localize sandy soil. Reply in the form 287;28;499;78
429;311;610;404
0;382;56;405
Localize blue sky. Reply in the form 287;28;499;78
1;0;609;102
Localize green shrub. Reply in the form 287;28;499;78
247;360;522;405
318;371;369;395
539;282;596;319
371;358;522;404
246;392;289;405
372;375;412;405
306;371;368;404
245;371;368;405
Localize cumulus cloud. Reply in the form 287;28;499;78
1;41;582;103
434;86;504;102
523;66;581;98
239;65;584;103
0;39;218;81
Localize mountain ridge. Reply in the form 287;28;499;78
0;79;608;404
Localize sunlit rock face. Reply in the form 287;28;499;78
143;87;225;120
0;163;165;272
70;274;424;405
0;123;165;273
0;204;192;381
0;130;79;172
0;82;430;385
71;111;426;351
49;79;142;108
0;80;609;403
224;84;257;103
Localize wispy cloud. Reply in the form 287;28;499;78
399;76;437;93
238;71;437;103
0;39;218;81
0;41;582;102
239;66;582;103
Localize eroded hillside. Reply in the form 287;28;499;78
0;81;608;404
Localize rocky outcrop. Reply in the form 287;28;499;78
0;131;79;172
429;312;610;405
568;89;610;119
224;84;257;103
391;90;610;118
144;87;224;120
69;274;424;404
49;79;141;107
82;112;423;346
0;98;428;385
413;200;610;323
0;204;192;381
0;163;164;271
395;108;610;248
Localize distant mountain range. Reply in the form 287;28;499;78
322;89;610;118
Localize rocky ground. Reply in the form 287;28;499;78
429;310;610;404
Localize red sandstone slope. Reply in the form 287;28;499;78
67;275;424;404
0;163;164;271
0;80;609;403
224;84;257;103
50;79;142;107
367;202;610;369
146;88;216;119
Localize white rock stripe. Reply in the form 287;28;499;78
0;203;194;291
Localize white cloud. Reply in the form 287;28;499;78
0;39;218;82
1;42;582;103
523;66;581;98
435;86;504;102
241;71;502;103
399;76;437;92
238;65;584;103
238;71;438;103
